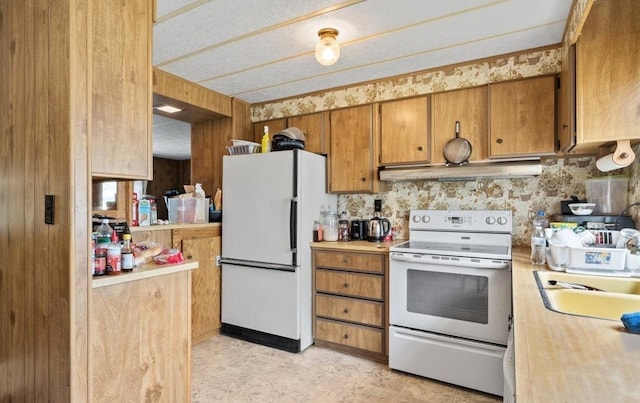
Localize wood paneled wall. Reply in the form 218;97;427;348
1;0;90;401
147;157;191;219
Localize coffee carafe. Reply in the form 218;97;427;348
368;199;390;242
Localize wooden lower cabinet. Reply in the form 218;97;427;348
91;271;191;402
312;247;388;362
173;226;222;344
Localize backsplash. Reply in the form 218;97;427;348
338;151;639;246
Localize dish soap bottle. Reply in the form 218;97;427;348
261;125;270;153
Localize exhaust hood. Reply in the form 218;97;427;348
379;160;542;182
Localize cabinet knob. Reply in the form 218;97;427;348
343;308;349;314
361;177;366;182
496;138;503;144
562;123;568;129
417;146;423;151
343;334;349;339
187;254;193;260
343;282;349;288
342;258;349;264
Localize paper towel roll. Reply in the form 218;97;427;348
596;153;625;172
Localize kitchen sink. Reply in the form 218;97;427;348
534;271;640;320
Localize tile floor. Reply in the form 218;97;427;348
192;335;501;403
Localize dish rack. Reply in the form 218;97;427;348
567;230;626;272
226;140;261;155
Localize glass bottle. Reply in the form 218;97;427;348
313;220;322;242
323;211;339;241
121;233;134;272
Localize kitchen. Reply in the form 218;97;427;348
2;0;640;402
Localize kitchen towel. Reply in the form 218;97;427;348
621;312;640;334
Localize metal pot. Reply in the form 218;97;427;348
443;120;472;165
368;217;391;242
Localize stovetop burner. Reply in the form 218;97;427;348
393;210;514;260
393;240;510;257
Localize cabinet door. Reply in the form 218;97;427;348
287;112;326;154
379;96;429;165
558;45;576;153
253;118;286;144
328;105;378;193
182;236;221;344
489;76;556;158
576;0;640;146
91;0;152;179
432;87;488;163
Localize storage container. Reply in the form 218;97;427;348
168;198;209;224
585;175;628;214
567;230;626;271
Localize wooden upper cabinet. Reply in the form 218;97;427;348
488;76;556;158
287;112;327;154
379;96;429;165
432;87;488;164
91;0;152;179
328;105;383;193
253;118;286;144
573;0;640;151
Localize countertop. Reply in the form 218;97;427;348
129;222;221;232
310;239;406;252
92;260;198;289
512;247;640;402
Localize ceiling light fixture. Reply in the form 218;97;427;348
315;28;340;66
155;104;183;114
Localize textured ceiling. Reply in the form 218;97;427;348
152;0;572;160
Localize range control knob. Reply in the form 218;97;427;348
421;215;430;223
485;217;496;225
497;216;508;225
412;215;421;223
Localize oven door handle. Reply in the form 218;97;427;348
390;252;510;270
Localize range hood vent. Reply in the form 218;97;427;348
379;160;542;182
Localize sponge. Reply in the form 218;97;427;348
621;312;640;334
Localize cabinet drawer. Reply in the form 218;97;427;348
316;294;383;327
316;318;384;354
314;251;384;273
315;270;383;300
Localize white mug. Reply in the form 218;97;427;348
575;230;596;247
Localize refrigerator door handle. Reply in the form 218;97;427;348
290;197;297;252
219;257;297;272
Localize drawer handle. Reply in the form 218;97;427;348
343;308;349;314
343;334;349;339
342;258;349;264
343;283;349;288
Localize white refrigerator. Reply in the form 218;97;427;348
220;150;336;352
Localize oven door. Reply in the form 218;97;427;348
389;251;511;345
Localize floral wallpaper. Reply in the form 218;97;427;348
337;153;638;246
252;48;560;121
251;2;639;245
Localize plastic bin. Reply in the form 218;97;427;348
585;175;628;214
168;198;209;224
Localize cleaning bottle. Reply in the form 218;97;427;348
261;125;270;153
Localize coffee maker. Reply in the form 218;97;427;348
368;199;391;242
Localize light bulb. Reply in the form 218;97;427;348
315;28;340;66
